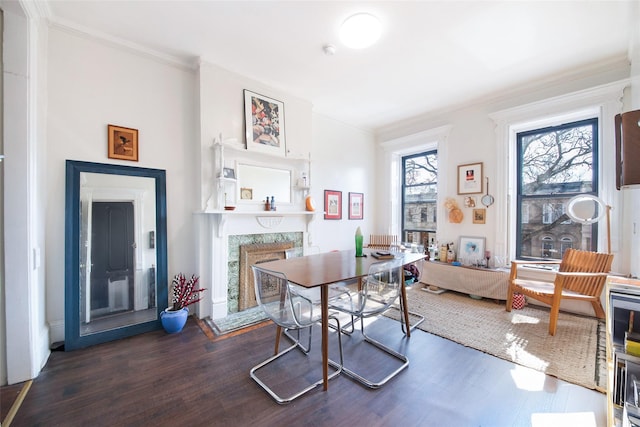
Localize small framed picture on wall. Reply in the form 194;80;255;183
324;190;342;220
472;208;486;224
457;162;483;194
108;124;139;162
348;192;364;220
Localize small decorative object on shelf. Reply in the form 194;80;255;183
270;196;276;211
161;273;205;334
447;244;456;263
240;187;253;200
222;167;236;179
223;193;235;210
305;195;316;211
264;197;270;211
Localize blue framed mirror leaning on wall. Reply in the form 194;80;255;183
65;160;168;350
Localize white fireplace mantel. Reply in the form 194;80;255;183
195;209;315;320
196;210;318;237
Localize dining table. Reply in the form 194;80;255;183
257;248;426;391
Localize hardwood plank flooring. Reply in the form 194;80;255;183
1;315;606;426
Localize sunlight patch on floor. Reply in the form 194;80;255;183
531;412;597;427
511;313;541;325
510;364;547;391
505;333;550;372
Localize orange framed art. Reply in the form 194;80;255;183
108;124;139;162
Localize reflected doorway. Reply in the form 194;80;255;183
90;201;134;318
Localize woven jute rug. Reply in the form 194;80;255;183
389;286;606;391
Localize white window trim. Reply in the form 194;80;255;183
489;80;628;262
379;125;452;238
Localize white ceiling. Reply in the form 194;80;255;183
45;1;634;132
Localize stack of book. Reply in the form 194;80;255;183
626;331;640;357
371;251;394;259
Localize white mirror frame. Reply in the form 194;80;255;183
566;194;606;224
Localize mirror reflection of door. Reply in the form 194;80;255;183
78;177;156;337
90;201;134;318
66;161;168;350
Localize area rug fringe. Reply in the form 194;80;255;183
387;286;605;391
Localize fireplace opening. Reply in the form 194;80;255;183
238;241;294;311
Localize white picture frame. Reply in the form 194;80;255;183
458;236;486;264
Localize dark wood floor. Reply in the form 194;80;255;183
1;315;606;426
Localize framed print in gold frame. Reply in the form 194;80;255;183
108;124;139;162
457;162;483;194
472;208;486;224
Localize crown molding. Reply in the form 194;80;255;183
48;15;196;71
17;0;51;21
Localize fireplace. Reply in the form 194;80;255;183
196;209;311;320
237;241;294;310
226;232;303;313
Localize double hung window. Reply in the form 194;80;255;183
402;150;437;245
516;118;598;259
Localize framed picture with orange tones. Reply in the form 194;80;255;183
108;124;138;161
472;208;486;224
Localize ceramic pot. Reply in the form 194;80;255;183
160;307;188;333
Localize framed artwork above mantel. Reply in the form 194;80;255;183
244;90;286;157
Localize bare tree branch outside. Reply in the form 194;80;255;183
517;119;598;259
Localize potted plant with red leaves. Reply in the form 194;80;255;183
160;273;205;334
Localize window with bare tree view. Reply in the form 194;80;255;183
517;118;599;259
402;150;437;246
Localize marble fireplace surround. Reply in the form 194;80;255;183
198;211;313;320
230;234;302;313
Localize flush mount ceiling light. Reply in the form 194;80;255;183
339;13;382;49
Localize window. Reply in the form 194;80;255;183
402;150;437;246
516;118;598;259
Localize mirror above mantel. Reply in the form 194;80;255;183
211;141;310;210
236;163;292;205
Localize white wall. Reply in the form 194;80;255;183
310;114;376;252
45;27;198;343
198;62;313;212
2;1;50;385
376;60;636;276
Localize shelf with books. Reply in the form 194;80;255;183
606;276;640;427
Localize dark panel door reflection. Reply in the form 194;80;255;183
90;201;134;318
